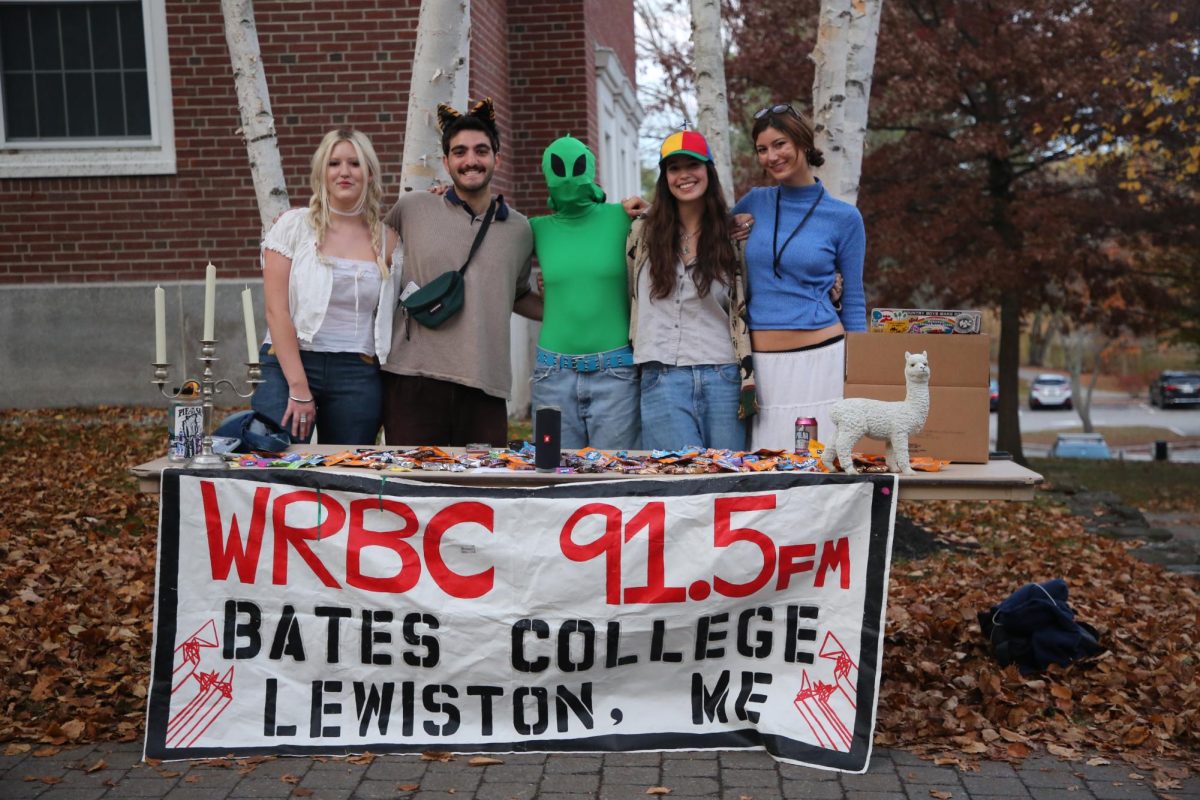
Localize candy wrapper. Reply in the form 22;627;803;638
218;440;906;477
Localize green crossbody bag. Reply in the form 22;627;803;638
401;197;497;330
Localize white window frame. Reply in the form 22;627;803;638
0;0;175;178
594;46;642;201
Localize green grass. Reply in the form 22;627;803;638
1029;456;1199;510
508;418;533;442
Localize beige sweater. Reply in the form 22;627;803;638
383;191;533;399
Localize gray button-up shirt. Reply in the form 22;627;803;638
634;257;736;366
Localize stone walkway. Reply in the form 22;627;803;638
1136;511;1200;575
2;741;1198;800
1055;489;1200;575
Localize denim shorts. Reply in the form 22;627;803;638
531;347;640;450
252;345;382;445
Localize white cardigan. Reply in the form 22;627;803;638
262;208;401;363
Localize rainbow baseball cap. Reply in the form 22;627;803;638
659;130;712;165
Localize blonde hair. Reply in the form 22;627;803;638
308;128;388;276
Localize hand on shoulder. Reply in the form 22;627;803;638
731;213;754;242
621;196;649;218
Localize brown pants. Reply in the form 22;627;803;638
382;373;508;447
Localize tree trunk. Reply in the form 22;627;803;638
985;141;1025;463
1063;328;1102;434
689;0;734;205
400;0;471;193
811;0;883;204
1027;307;1047;366
1065;340;1090;433
221;0;290;231
996;290;1025;462
1083;364;1100;433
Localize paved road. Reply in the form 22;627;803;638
987;396;1200;462
3;741;1199;800
1010;403;1200;438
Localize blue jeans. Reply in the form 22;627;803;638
531;356;640;451
252;345;382;445
639;363;746;451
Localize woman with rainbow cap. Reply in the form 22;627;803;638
625;130;755;451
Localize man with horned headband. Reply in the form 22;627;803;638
381;98;542;446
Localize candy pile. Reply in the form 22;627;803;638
226;443;948;475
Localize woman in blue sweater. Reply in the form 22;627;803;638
732;104;866;452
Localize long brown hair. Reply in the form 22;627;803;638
643;160;737;300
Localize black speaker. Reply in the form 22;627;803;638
534;407;562;472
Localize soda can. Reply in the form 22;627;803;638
794;417;818;455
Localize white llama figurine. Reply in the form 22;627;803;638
822;351;931;475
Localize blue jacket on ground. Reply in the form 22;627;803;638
978;578;1103;674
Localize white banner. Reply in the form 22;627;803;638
146;470;897;771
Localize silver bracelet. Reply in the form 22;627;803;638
289;394;314;403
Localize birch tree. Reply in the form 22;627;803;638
399;0;472;192
810;0;882;204
221;0;290;231
689;0;734;205
1062;326;1103;434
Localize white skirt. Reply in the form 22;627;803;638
750;338;845;452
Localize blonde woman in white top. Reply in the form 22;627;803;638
252;128;400;444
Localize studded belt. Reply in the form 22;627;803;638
536;346;635;373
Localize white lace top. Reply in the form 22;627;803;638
265;256;383;355
261;208;401;362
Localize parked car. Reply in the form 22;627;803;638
989;379;999;412
1029;374;1072;410
1149;370;1200;408
1049;433;1112;459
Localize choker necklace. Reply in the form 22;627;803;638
329;206;364;217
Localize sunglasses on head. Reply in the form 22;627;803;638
753;103;797;120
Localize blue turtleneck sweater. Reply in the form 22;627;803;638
732;179;866;332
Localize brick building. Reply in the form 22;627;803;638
0;0;640;409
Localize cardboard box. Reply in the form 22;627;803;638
842;333;991;463
845;332;991;388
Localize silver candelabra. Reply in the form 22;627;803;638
152;339;263;469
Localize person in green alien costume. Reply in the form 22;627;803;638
530;136;640;450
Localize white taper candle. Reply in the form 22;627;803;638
154;285;167;363
242;287;259;364
203;263;217;340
